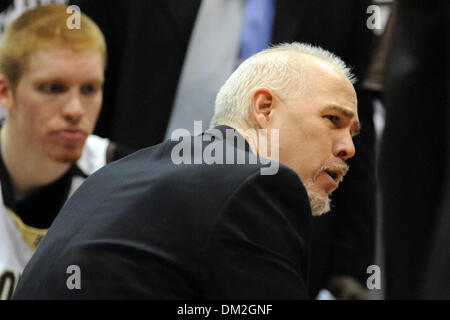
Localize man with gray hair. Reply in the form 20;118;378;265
212;42;358;216
13;42;359;299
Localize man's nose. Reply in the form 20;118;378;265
62;92;84;124
333;133;356;161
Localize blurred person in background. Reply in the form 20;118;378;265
380;0;450;299
0;4;126;299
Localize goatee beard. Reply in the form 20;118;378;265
304;180;331;216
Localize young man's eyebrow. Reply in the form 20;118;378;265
323;105;361;136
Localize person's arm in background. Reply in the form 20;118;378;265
381;0;450;299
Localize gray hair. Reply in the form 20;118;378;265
210;42;355;128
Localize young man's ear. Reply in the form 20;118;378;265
251;88;274;129
0;74;13;111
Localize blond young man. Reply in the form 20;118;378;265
0;5;120;299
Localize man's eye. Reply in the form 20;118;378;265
80;84;99;95
38;83;66;94
325;115;340;123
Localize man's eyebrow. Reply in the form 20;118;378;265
352;122;361;137
322;105;361;136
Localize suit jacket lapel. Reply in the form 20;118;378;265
271;0;308;43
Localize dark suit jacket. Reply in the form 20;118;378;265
13;126;313;299
70;0;377;297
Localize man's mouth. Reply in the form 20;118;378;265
52;128;87;143
325;170;338;181
317;164;349;185
324;169;342;183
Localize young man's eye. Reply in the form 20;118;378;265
80;84;99;95
38;83;66;94
325;115;340;123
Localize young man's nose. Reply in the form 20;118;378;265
62;92;84;123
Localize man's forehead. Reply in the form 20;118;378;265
28;48;101;65
310;61;358;109
25;48;104;78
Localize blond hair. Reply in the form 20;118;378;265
0;4;106;89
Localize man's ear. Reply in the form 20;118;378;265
0;74;13;111
251;88;274;129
